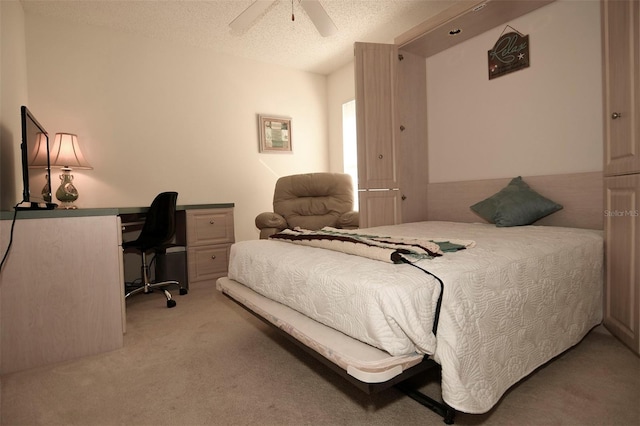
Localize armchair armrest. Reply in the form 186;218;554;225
255;212;287;229
255;212;287;239
336;210;359;229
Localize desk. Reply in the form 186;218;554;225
120;204;235;287
0;203;233;374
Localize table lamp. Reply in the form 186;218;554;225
28;132;53;202
50;133;92;209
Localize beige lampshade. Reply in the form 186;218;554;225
28;132;50;168
50;133;92;169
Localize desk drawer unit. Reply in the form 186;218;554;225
186;207;234;284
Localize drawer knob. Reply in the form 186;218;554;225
211;255;217;260
209;220;215;225
611;112;622;119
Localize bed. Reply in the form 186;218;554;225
216;172;603;423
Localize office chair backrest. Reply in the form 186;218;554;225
137;191;178;250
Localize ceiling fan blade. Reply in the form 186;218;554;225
229;0;276;33
300;0;337;37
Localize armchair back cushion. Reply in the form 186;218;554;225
274;173;355;230
255;173;359;238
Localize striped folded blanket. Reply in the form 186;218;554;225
269;227;475;263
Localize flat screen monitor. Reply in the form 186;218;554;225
18;106;56;209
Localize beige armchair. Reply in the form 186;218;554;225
255;172;359;239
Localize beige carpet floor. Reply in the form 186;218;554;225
1;282;639;426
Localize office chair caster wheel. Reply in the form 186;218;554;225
167;299;177;308
180;288;188;295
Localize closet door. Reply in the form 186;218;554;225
602;0;640;355
354;42;401;227
603;174;639;355
358;190;402;229
397;50;429;223
602;0;639;176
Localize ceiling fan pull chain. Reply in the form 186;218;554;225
230;0;337;37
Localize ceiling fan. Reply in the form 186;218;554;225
230;0;338;37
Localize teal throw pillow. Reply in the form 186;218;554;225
470;176;563;227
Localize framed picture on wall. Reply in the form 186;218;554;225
258;115;292;153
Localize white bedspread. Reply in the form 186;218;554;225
228;221;603;413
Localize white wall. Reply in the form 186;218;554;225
0;0;31;388
325;0;603;186
8;12;330;242
427;0;603;182
0;1;30;209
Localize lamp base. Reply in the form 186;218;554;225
55;168;80;209
57;201;79;210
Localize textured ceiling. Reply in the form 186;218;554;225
19;0;458;75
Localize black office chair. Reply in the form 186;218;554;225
123;191;188;308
